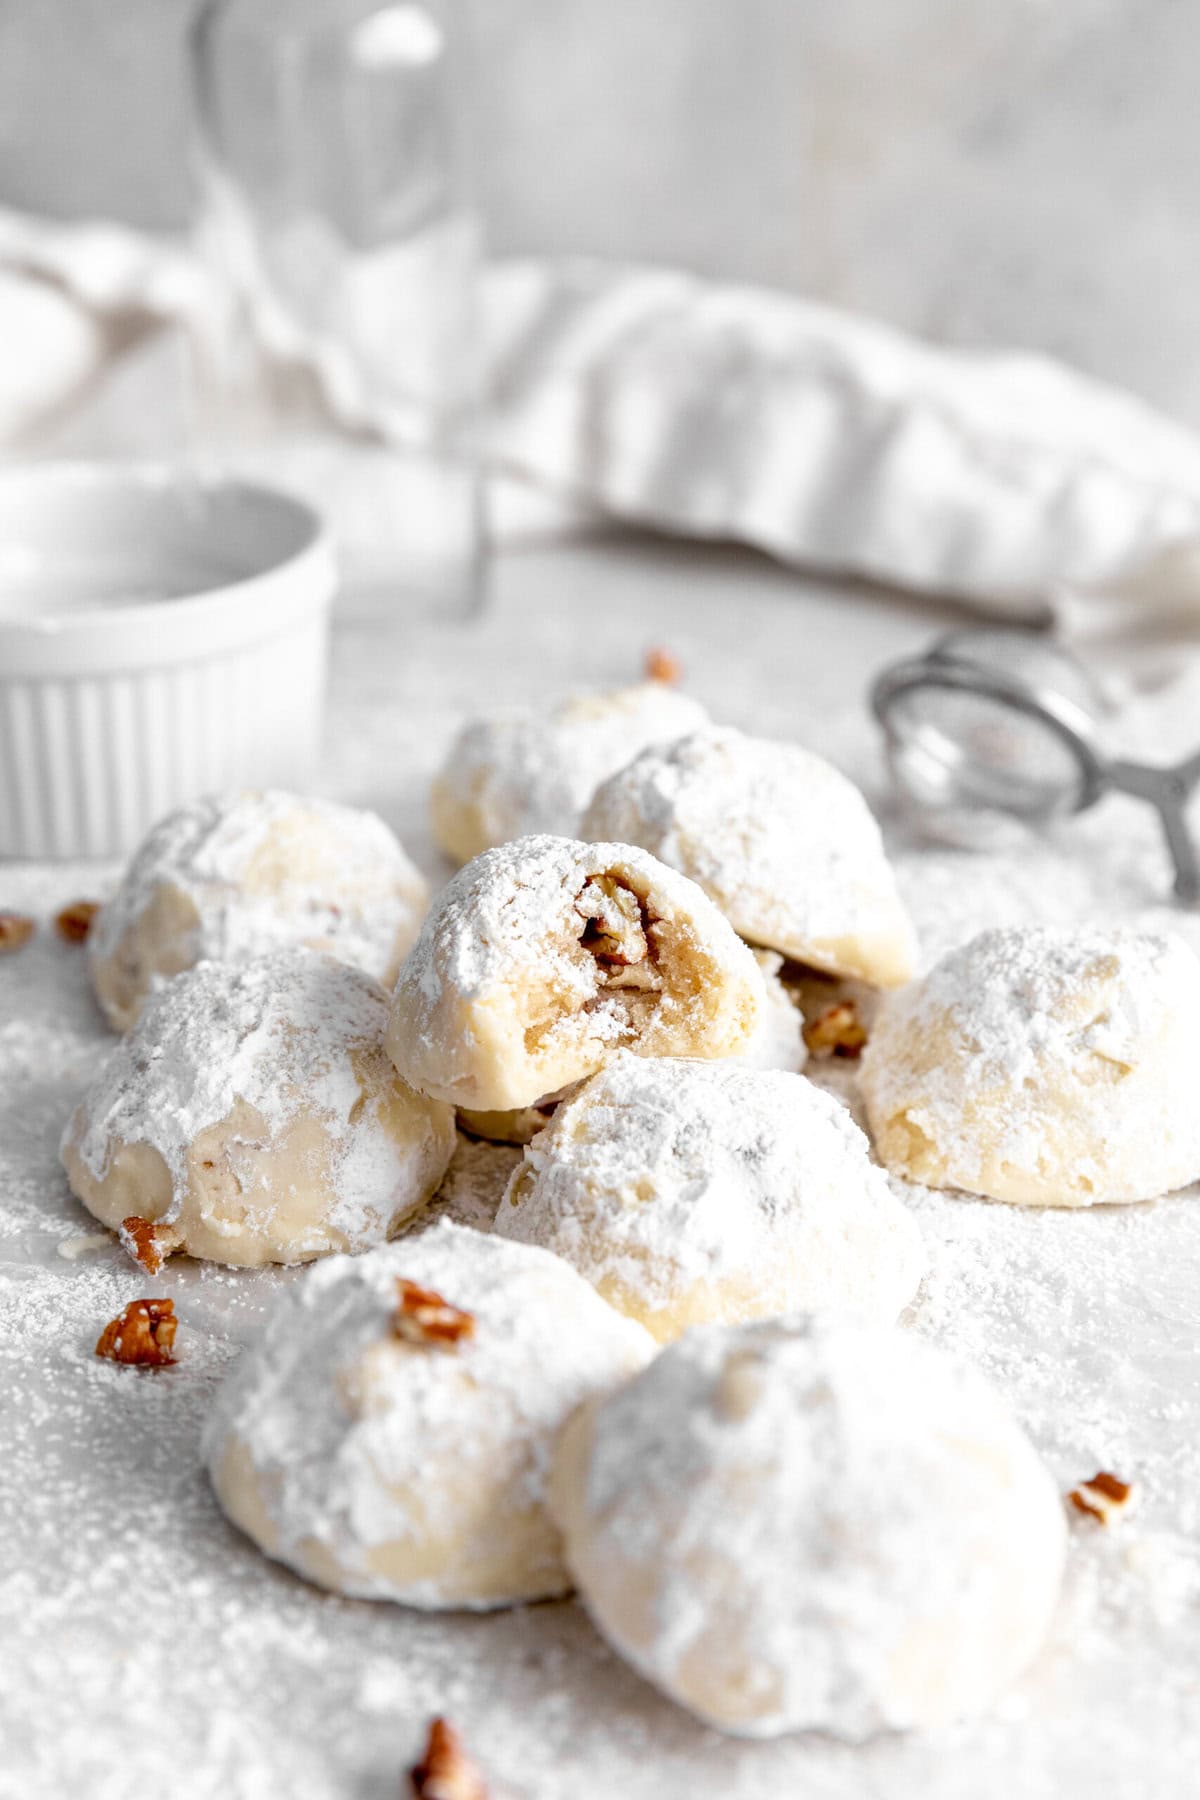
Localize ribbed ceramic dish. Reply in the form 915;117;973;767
0;464;336;859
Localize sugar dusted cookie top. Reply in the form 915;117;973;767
861;924;1200;1206
62;949;455;1267
205;1220;654;1609
430;681;709;863
89;790;429;1031
550;1316;1066;1739
386;835;764;1111
582;726;917;987
495;1050;924;1342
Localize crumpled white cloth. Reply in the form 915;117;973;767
6;205;1200;619
485;261;1200;620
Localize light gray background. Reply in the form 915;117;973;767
1;0;1198;419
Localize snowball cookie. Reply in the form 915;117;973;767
61;950;456;1268
458;1097;563;1147
550;1317;1066;1738
581;727;917;988
205;1220;654;1608
89;790;429;1032
736;950;807;1073
386;835;764;1111
430;681;709;865
861;925;1200;1207
494;1052;923;1342
461;952;805;1146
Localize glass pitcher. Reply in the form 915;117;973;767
189;0;485;618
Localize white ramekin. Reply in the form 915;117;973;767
0;464;336;859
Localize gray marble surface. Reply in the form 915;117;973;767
2;533;1200;1798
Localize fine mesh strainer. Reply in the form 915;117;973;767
871;627;1200;903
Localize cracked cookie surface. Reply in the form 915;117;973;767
386;836;764;1111
62;949;456;1266
582;727;917;987
860;924;1200;1205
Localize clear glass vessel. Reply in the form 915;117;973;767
189;0;484;618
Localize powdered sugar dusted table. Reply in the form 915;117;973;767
3;531;1199;1800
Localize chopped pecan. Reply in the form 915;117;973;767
409;1718;488;1800
118;1216;179;1275
95;1298;178;1366
55;899;101;944
643;644;683;686
577;875;646;964
0;912;36;955
394;1280;475;1349
576;874;659;976
1068;1470;1139;1525
803;999;868;1060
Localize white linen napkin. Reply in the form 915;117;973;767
6;205;1200;620
484;260;1200;621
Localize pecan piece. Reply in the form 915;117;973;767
803;999;868;1060
410;1718;488;1800
95;1298;178;1366
576;874;660;977
0;912;36;955
577;876;645;964
118;1215;180;1275
55;899;101;944
394;1280;475;1349
643;644;683;685
1068;1470;1139;1525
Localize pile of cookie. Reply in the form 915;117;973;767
60;673;1187;1743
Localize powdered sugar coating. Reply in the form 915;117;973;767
89;790;429;1030
386;834;764;1110
861;925;1200;1206
495;1051;924;1342
736;950;807;1072
430;682;709;863
550;1316;1066;1739
581;727;917;986
205;1220;654;1608
8;635;1200;1800
62;950;456;1266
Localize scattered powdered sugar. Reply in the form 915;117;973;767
580;727;917;983
89;789;428;995
495;1052;924;1335
6;668;1200;1798
555;1318;1065;1739
425;1133;524;1231
203;1220;654;1605
861;925;1200;1205
431;682;710;858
